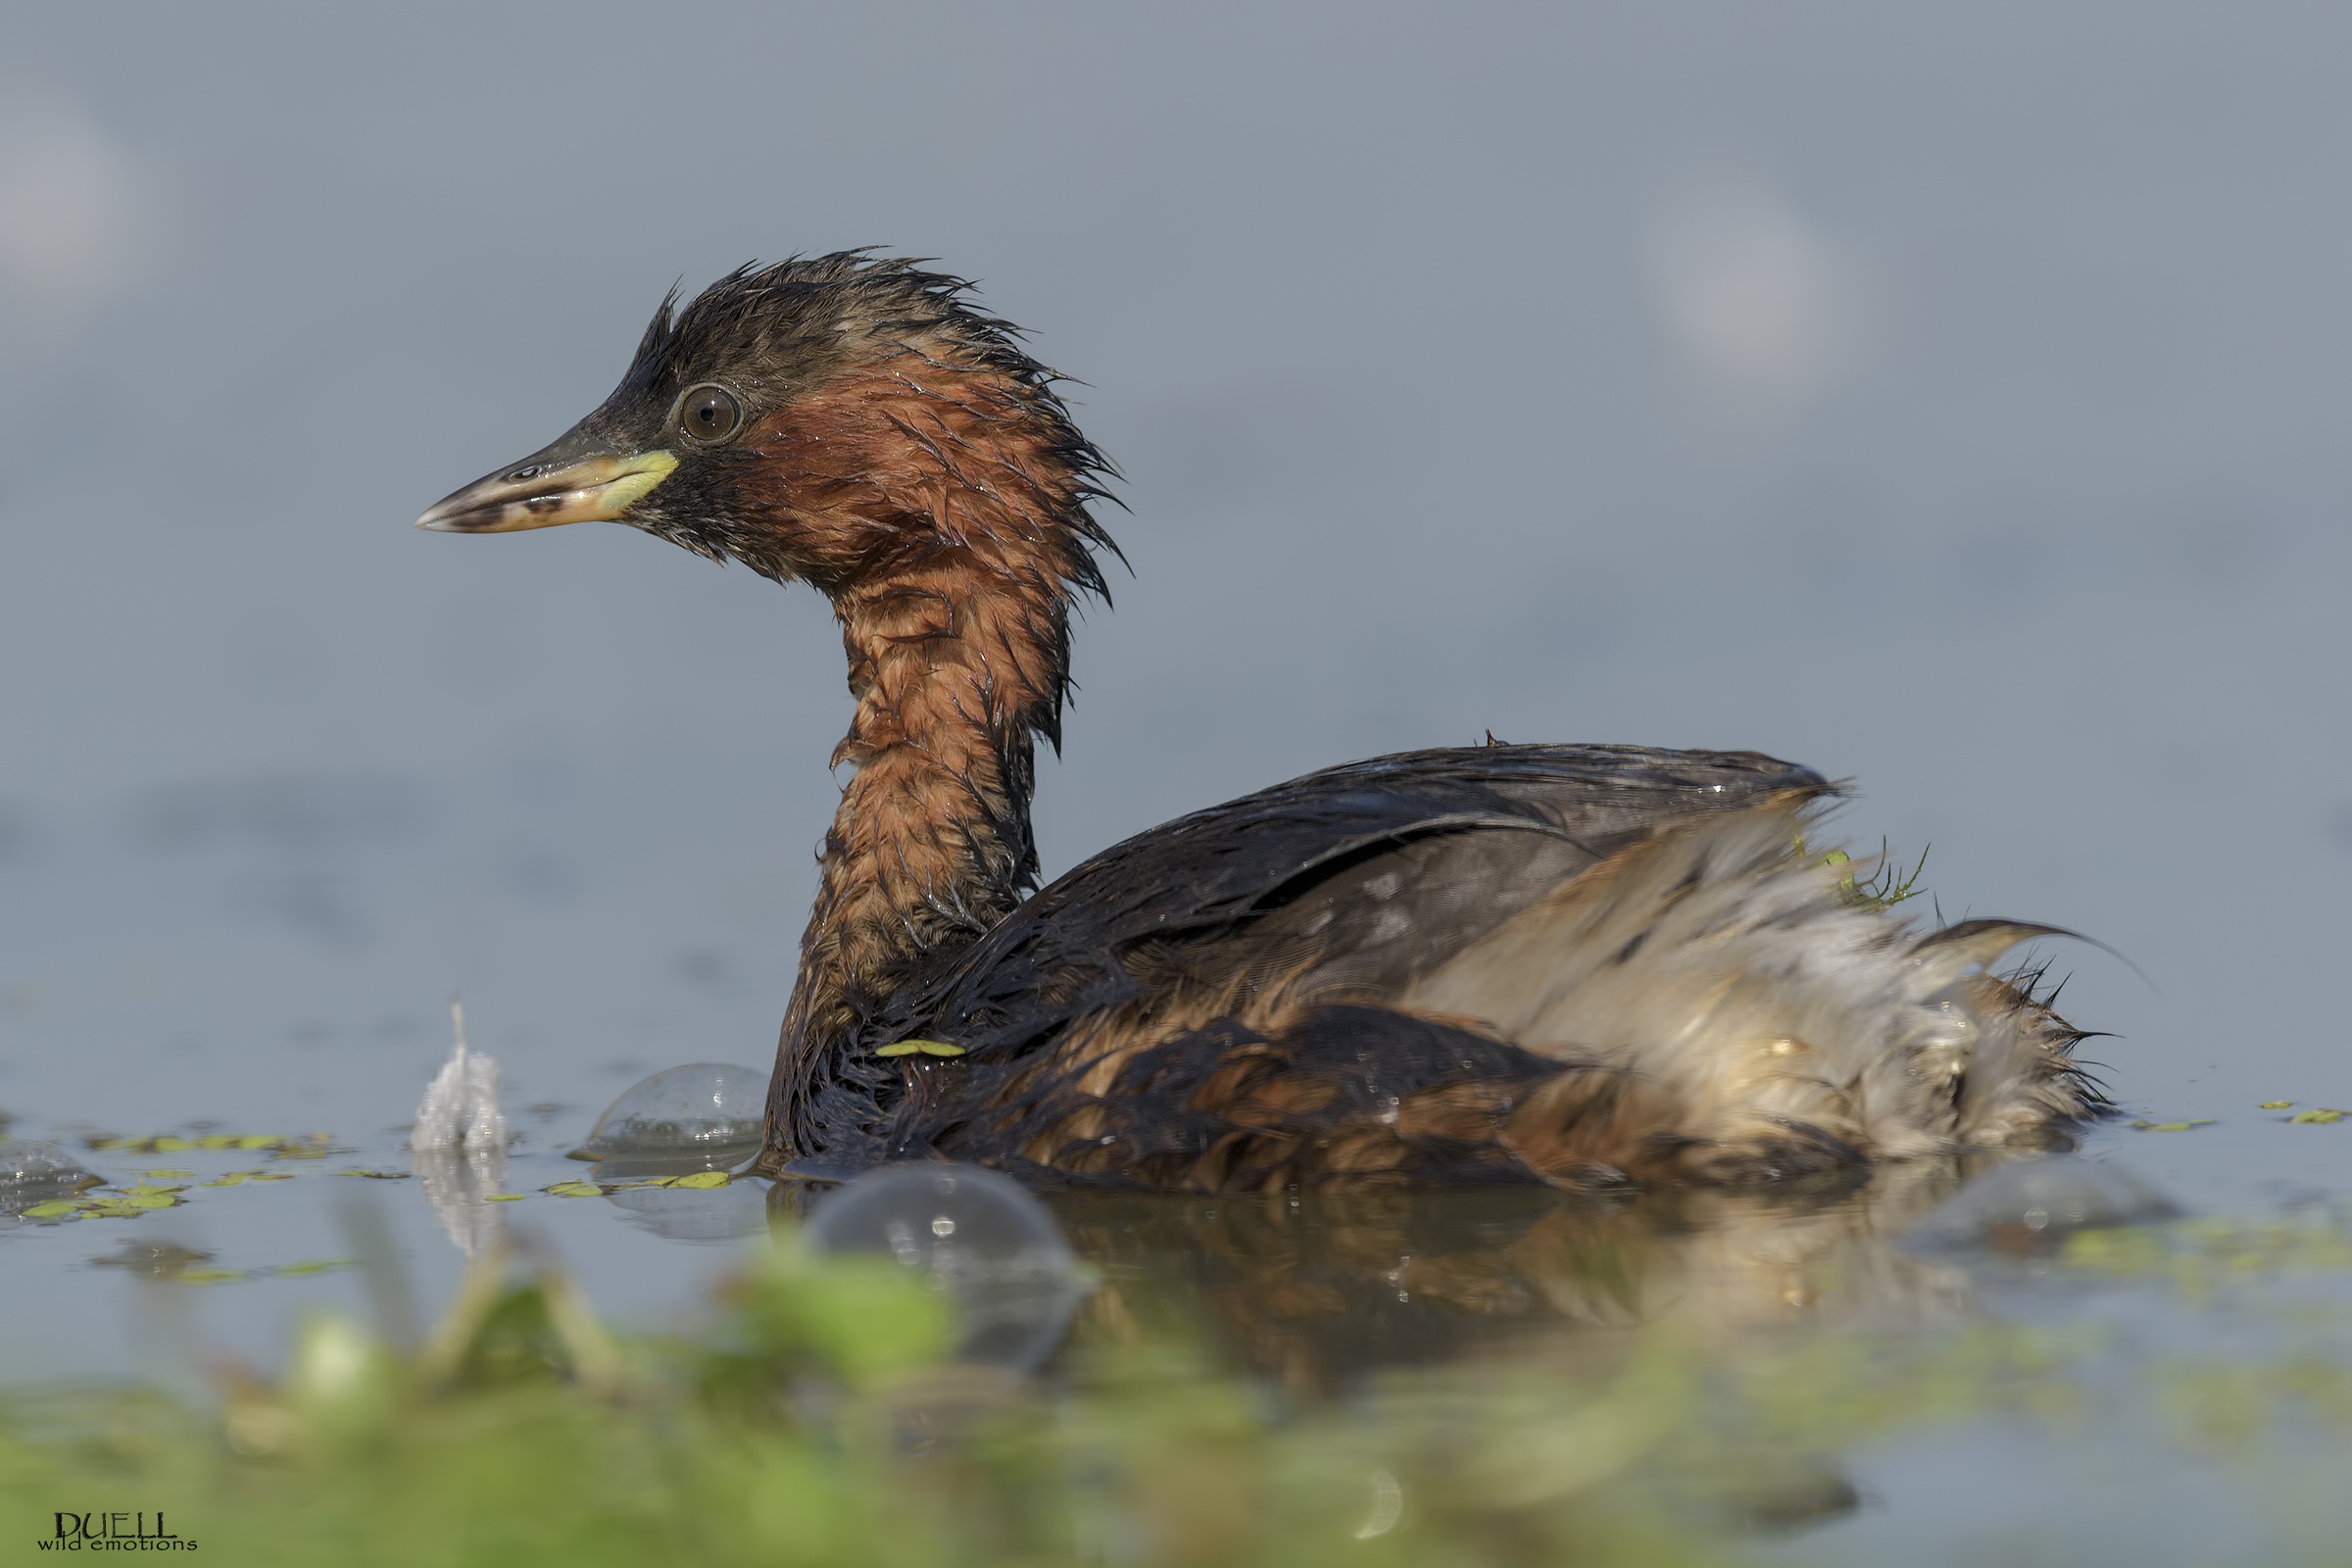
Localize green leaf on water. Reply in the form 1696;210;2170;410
2291;1108;2348;1125
545;1181;606;1198
249;1173;296;1182
2261;1101;2293;1110
21;1200;82;1219
2130;1119;2215;1132
204;1171;254;1187
273;1259;353;1276
124;1195;179;1210
141;1169;194;1179
670;1170;730;1189
97;1131;295;1154
334;1169;409;1180
485;1194;526;1202
177;1269;244;1285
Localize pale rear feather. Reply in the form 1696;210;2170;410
1401;803;2091;1175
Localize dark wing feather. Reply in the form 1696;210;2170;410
887;743;1825;1045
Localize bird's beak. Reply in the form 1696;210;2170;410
415;446;679;533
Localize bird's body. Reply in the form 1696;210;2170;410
420;253;2102;1192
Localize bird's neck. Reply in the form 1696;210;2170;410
768;356;1102;1143
788;566;1057;1037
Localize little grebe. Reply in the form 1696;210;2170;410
419;254;2103;1191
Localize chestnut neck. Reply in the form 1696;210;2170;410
764;355;1100;1151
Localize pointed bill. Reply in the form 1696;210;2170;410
416;448;677;533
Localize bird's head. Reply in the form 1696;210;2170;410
417;253;1115;602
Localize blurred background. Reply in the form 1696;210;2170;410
1;1;2348;1292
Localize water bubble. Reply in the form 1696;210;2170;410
804;1163;1090;1372
1905;1156;2180;1258
0;1139;98;1187
571;1063;765;1167
0;1139;103;1214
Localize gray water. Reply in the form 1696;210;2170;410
3;4;2350;1556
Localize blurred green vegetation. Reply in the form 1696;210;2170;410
12;1209;2352;1566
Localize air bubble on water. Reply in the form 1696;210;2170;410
0;1139;103;1213
570;1062;765;1166
804;1162;1091;1371
1;1139;96;1187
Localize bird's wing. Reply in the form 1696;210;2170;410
870;743;1833;1058
803;744;2095;1188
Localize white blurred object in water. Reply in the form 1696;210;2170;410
0;98;137;311
1645;181;1853;400
413;1001;510;1152
415;1140;508;1260
412;1002;513;1257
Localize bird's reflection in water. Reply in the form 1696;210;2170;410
768;1156;2046;1536
1047;1157;1993;1397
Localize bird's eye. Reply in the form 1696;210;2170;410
678;384;743;444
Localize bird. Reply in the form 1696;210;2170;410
417;252;2104;1193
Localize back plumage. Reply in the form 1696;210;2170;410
790;744;2100;1190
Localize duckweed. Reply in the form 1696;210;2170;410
90;1131;329;1156
876;1039;967;1058
17;1182;189;1223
